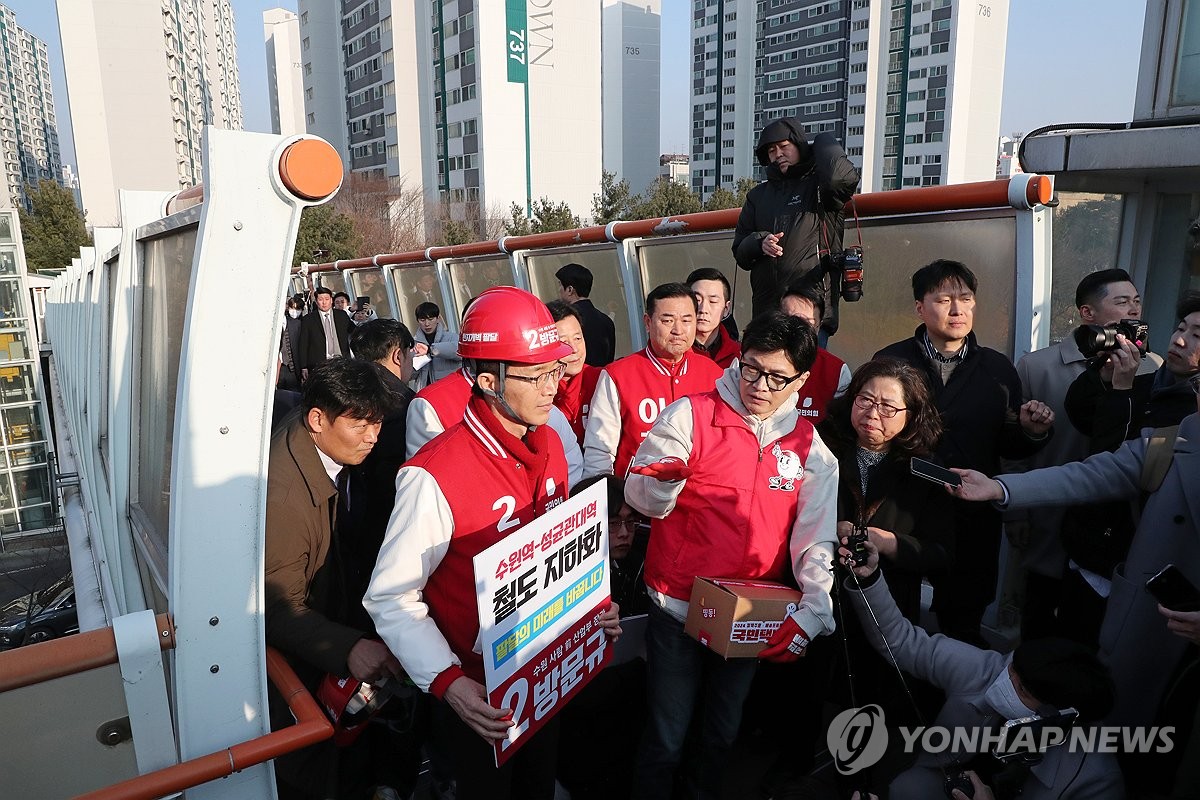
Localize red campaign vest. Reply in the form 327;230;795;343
407;406;569;684
554;364;601;444
605;348;724;477
793;348;845;424
693;329;741;369
644;391;816;601
415;368;472;428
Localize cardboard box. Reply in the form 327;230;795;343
683;577;803;658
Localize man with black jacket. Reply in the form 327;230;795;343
875;260;1055;646
557;262;617;366
732;117;859;331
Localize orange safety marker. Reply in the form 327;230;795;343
278;138;343;202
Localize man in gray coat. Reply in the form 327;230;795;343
954;380;1200;731
840;543;1122;799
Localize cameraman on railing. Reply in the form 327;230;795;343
732;117;860;336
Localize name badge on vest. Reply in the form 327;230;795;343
768;441;803;491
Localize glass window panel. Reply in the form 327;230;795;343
1172;0;1200;107
290;275;308;296
133;227;197;565
0;476;10;508
393;264;447;332
0;329;31;362
13;467;50;506
0;363;38;402
348;268;393;319
315;272;346;295
448;259;513;321
17;503;54;531
0;248;16;275
1143;192;1200;351
525;248;634;359
0;214;13;243
3;404;44;445
1049;193;1125;343
0;509;19;534
0;277;25;324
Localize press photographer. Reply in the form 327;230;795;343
838;538;1122;800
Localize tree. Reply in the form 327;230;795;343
18;180;92;273
292;203;359;268
506;197;581;235
505;202;533;236
591;170;636;224
632;177;703;219
1050;195;1125;341
703;186;739;212
333;173;428;255
734;177;760;207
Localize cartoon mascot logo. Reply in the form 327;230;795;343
768;443;802;491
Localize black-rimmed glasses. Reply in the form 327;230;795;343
739;363;804;392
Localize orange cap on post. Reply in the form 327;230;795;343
278;139;343;201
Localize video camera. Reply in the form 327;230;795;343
1072;319;1149;360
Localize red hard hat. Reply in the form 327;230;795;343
459;286;574;364
317;673;390;746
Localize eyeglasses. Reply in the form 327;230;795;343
739;363;804;392
505;363;566;391
853;394;907;419
609;518;647;532
1188;373;1200;396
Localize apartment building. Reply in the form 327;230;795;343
0;4;62;210
264;8;306;137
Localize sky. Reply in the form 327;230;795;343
3;0;1148;172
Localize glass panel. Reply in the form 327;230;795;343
0;247;16;275
636;234;752;357
348;268;394;319
392;264;447;331
0;329;31;362
17;503;55;531
1143;193;1200;352
525;248;634;359
7;443;48;468
0;475;10;508
3;405;45;445
0;363;38;403
0;214;13;244
134;227;197;562
1172;0;1200;107
290;275;308;296
1049;193;1125;343
0;277;26;323
315;271;346;295
448;258;513;319
13;467;50;505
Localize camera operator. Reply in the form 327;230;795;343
838;539;1122;800
1065;291;1200;450
732;117;860;331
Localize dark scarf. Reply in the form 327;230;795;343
467;394;559;512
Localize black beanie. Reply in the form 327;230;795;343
1012;638;1116;722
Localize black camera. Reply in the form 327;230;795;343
1072;318;1149;359
837;245;865;302
943;771;974;799
847;525;869;567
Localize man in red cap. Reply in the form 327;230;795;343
365;287;621;800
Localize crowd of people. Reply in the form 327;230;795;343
264;118;1200;800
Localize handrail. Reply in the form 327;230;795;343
0;613;175;693
296;175;1053;275
73;647;333;800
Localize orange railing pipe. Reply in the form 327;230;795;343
73;647;332;800
298;176;1052;275
0;613;175;693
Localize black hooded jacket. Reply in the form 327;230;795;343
732;118;860;324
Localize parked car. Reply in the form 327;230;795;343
0;573;78;650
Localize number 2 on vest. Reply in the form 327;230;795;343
494;495;520;532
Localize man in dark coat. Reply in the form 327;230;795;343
732;117;859;331
264;358;403;799
875;260;1055;646
298;286;353;380
557;262;617;366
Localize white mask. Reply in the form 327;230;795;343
288;309;302;319
985;668;1036;721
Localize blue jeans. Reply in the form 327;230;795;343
633;603;759;800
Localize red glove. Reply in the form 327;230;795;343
629;457;693;482
758;616;810;663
